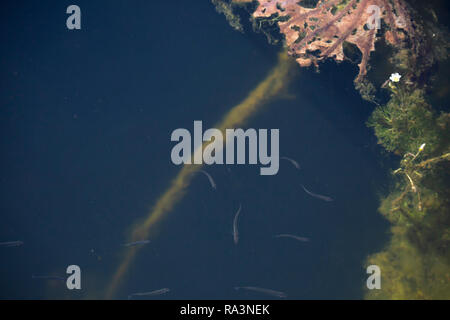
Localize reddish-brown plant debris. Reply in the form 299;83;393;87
239;0;414;82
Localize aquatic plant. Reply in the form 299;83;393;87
366;77;450;300
230;0;414;82
212;0;245;32
367;88;447;156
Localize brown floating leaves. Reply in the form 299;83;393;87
246;0;414;81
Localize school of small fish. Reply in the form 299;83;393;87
3;156;334;299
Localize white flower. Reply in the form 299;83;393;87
419;143;426;152
389;72;402;83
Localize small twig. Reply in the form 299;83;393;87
417;153;450;169
405;172;417;193
417;190;422;211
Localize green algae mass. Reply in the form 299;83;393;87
366;225;450;299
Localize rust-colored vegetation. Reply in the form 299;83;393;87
239;0;414;81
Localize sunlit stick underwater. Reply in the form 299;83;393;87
105;51;297;298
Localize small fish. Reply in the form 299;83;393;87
280;156;300;170
233;204;242;245
301;185;334;202
128;288;170;300
199;170;217;190
234;286;287;298
274;234;310;242
32;275;65;282
121;240;150;247
0;241;24;247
